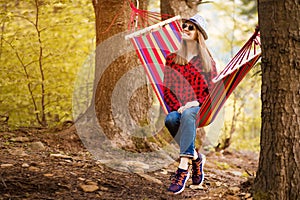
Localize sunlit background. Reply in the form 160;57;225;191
0;0;260;152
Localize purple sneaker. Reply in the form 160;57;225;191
191;153;206;185
168;168;190;194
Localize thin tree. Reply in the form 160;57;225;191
3;0;47;127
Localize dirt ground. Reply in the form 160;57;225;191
0;126;258;200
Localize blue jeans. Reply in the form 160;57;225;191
165;106;200;158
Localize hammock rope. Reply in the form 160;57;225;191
213;27;260;83
197;27;261;126
128;0;173;31
99;0;174;34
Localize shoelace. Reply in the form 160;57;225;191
169;171;186;185
192;160;202;176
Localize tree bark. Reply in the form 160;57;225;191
161;0;199;19
92;0;153;150
253;0;300;199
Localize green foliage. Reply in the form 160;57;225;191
211;0;258;58
239;0;257;18
208;0;261;151
220;66;261;152
148;0;160;11
0;0;95;129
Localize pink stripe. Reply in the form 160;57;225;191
152;31;171;57
162;26;178;51
145;34;165;81
133;36;169;113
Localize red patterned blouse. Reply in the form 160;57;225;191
163;53;217;112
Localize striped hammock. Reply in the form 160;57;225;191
125;16;261;127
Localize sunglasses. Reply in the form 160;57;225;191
182;23;195;31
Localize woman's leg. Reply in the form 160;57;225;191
177;106;200;158
167;107;200;194
165;111;181;145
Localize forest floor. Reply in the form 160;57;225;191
0;126;258;200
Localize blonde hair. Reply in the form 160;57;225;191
173;28;213;72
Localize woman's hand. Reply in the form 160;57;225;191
177;101;199;113
177;106;186;114
185;101;200;108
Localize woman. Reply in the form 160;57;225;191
163;14;217;194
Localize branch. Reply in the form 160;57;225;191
34;0;47;127
11;14;36;27
3;38;42;125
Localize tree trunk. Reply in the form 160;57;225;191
253;0;300;199
92;0;153;150
161;0;199;18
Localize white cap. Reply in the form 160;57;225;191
183;14;208;40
